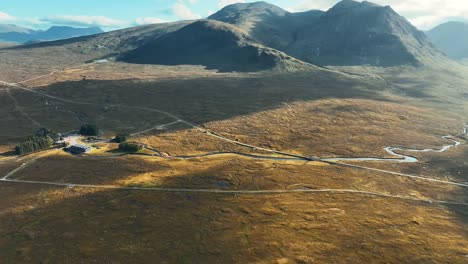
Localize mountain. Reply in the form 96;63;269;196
0;24;33;34
0;24;103;43
209;0;441;66
0;24;36;43
6;0;446;71
120;20;311;72
427;21;468;64
209;2;324;55
35;26;103;41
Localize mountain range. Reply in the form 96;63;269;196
427;21;468;65
0;24;103;43
119;0;443;70
6;0;460;71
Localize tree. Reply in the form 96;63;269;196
114;133;129;143
118;142;143;153
80;124;99;136
35;128;60;141
15;136;53;155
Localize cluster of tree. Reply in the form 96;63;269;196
35;128;60;141
15;136;53;155
14;127;61;155
114;133;129;143
80;124;99;136
118;142;143;153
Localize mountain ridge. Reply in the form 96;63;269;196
208;0;441;66
120;19;314;72
0;24;104;43
2;0;451;71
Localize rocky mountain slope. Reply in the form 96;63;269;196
2;0;451;72
209;0;442;66
120;20;312;72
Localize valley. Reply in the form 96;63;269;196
0;0;467;263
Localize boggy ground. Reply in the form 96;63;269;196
1;140;467;263
1;62;468;263
346;139;468;186
0;65;464;160
5;152;465;203
0;181;467;263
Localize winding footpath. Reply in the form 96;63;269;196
0;68;467;207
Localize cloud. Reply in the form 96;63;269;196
172;1;201;20
218;0;245;8
286;0;333;12
135;17;168;25
0;11;14;22
286;0;468;30
40;15;128;28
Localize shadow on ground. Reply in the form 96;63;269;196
1;71;392;143
1;155;467;263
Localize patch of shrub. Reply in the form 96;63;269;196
118;142;143;153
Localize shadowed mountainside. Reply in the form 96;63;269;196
120;20;313;72
427;21;468;64
1;0;448;73
209;0;442;66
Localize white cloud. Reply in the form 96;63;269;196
0;11;14;22
40;15;128;28
135;17;168;25
287;0;334;12
377;0;468;29
286;0;468;30
218;0;245;8
172;1;201;20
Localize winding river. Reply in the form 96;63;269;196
321;135;461;163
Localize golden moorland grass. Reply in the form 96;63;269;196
0;181;467;263
8;151;465;203
0;62;467;263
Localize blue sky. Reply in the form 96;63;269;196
1;0;467;31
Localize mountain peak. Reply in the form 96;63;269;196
209;1;288;23
328;0;383;12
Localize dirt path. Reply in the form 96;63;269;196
1;177;467;206
5;87;41;127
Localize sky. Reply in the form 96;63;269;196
0;0;467;31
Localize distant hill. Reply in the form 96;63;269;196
209;0;441;66
35;26;103;41
0;24;36;43
0;24;103;43
427;21;468;64
120;20;312;72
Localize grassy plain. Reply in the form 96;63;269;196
0;57;468;263
0;180;467;263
